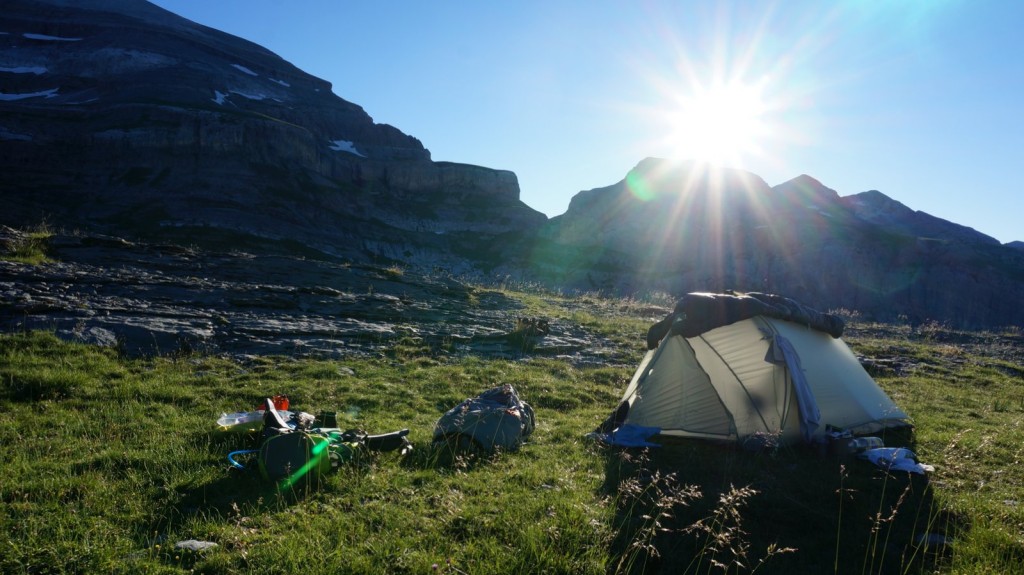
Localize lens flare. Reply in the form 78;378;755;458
626;170;656;201
280;438;330;490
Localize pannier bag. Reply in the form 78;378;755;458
257;431;334;484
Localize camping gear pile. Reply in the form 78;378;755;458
826;425;933;474
220;396;411;488
218;385;538;488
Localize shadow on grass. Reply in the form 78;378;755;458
601;434;963;575
401;434;508;473
171;432;293;515
169;431;472;529
159;430;352;534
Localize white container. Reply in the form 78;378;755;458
830;435;884;455
217;410;294;432
851;435;884;450
850;436;884;452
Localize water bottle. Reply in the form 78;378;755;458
851;436;883;452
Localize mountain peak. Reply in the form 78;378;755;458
843;190;914;219
623;158;770;197
842;190;999;245
771;174;841;211
785;174;825;188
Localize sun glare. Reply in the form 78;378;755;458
665;81;769;165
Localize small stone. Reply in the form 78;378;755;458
174;539;218;553
59;326;118;347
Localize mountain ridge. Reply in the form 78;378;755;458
521;158;1024;328
2;1;1023;330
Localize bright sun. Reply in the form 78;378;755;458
665;81;769;165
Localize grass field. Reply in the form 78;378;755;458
1;289;1022;574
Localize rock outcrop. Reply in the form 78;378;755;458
0;226;625;364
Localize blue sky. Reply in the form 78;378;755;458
151;0;1023;244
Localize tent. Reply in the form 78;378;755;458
605;292;910;446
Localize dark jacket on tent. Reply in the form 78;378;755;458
646;291;845;349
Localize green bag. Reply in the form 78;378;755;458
258;432;333;486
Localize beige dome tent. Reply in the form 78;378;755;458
605;293;910;446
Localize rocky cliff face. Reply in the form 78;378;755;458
527;158;1024;328
0;0;545;269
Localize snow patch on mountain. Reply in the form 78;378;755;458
23;33;82;41
232;64;257;76
212;89;281;104
231;90;269;101
329;139;366;157
0;88;59;101
0;66;47;75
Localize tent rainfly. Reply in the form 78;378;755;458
604;292;910;446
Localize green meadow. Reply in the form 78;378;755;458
1;288;1022;574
